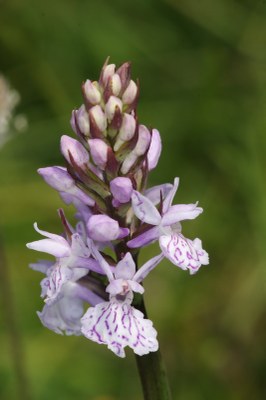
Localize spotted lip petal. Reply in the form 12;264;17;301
81;299;158;358
159;233;209;274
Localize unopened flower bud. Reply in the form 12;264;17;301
105;96;123;122
114;114;136;151
116;62;131;91
77;105;90;136
101;64;116;87
147;129;162;170
121;125;151;174
110;177;133;205
111;74;122;96
89;105;107;133
122;80;138;105
87;215;129;242
60;135;89;167
88;138;108;169
38;167;93;205
83;80;101;105
70;110;78;135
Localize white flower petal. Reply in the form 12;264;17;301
161;203;203;226
26;239;70;258
159;233;209;274
115;253;136;280
162;177;180;213
81;300;158;358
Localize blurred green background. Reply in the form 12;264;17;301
0;0;266;399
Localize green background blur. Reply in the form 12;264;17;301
1;0;266;399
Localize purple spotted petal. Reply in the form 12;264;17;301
81;299;158;358
159;233;209;274
161;203;203;226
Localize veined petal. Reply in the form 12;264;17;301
159;233;209;274
81;300;158;358
131;191;161;225
115;253;136;280
26;239;70;258
127;226;160;249
162;177;180;213
161;203;203;226
144;183;173;206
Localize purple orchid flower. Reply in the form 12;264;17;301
81;247;163;357
26;223;103;304
127;177;209;273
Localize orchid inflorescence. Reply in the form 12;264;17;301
27;59;209;358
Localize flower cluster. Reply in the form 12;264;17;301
27;59;209;358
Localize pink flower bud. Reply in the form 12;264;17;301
134;125;151;156
114;114;136;151
83;80;101;105
105;96;123;122
87;215;129;241
89;105;107;133
77;105;90;136
88;138;108;169
147;129;162;170
70;110;78;135
111;74;122;96
110;177;133;204
38;167;93;205
101;64;116;87
121;125;151;174
60;135;89;167
122;80;138;105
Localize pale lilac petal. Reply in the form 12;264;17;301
131;191;161;225
162;177;180;213
134;253;164;283
71;233;91;258
147;129;162;170
128;280;144;294
159;233;209;274
33;222;69;246
127;226;160;248
115;253;136;280
38;288;84;336
29;260;53;274
81;300;158;358
162;203;203;226
26;239;70;258
144;183;173;206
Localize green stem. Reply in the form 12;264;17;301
135;298;172;400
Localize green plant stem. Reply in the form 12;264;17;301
135;298;172;400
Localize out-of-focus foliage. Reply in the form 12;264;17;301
0;0;266;399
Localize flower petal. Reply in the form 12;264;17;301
26;239;70;258
161;203;203;226
159;233;209;274
33;222;69;246
144;183;173;205
38;290;83;336
81;300;158;358
162;177;179;213
127;226;160;248
115;253;136;280
134;253;164;282
131;191;161;225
